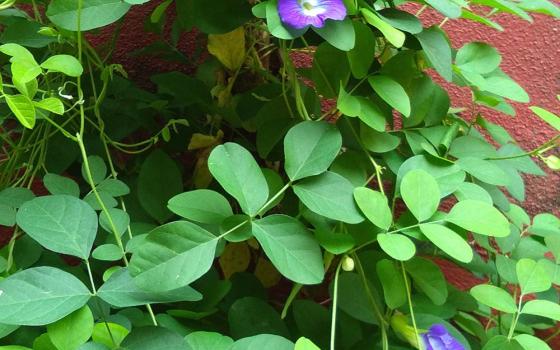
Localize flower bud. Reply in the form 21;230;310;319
341;256;354;271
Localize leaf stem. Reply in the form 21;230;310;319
330;259;343;350
402;261;421;348
85;260;97;294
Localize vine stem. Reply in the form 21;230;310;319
507;294;524;339
401;261;421;348
344;119;385;195
330;260;343;350
85;260;97;294
353;254;389;350
351;220;445;253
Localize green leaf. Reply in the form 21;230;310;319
483;74;529;103
396;155;465;197
0;19;56;48
313;18;355;51
415;26;453;81
369;75;411;117
405;257;448;305
456;157;509;186
47;306;93;350
99;208;129;237
338;88;387;132
184;331;233;350
121;327;186;350
425;0;462;18
446;200;510;237
376;259;407;309
353;187;392;230
482;336;523;350
361;9;405;48
529;213;560;237
0;204;16;227
129;221;218;292
360;126;401;153
33;97;65;115
312;43;350;98
230;334;293;350
315;228;354;255
521;299;560;321
293;172;364;224
420;224;473;263
378;8;423;34
4;94;35;129
208;143;268;216
16;195;98;259
0;187;35;208
461;9;504;31
252;215;324;285
92;244;123;261
470;284;517;313
471;0;532;21
449;135;497;159
516;258;551;294
0;267;91;326
454;182;493;204
168;190;233;224
377;233;416;261
81;155;107;185
41;55;83;76
138;150;183;223
456;42;502;75
400;169;441;221
514;334;552;350
229;297;289;339
284;121;342;181
44;173;80;197
97;268;201;307
47;0;132;31
530;106;560;131
336;272;378;324
92;322;129;349
97;179;130;197
518;0;560;18
295;337;320;350
346;21;375;78
191;0;252;34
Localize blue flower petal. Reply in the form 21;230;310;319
278;0;346;29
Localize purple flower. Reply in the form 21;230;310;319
421;324;465;350
278;0;347;29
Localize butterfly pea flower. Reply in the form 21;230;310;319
421;324;465;350
278;0;347;29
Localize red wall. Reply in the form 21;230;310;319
93;1;559;216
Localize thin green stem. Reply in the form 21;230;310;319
507;294;524;339
85;260;97;294
76;134;128;265
255;181;292;217
401;262;421;348
280;283;303;319
353;254;390;350
344;119;385;195
330;260;343;350
352;220;444;253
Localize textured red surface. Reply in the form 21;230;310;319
90;1;559;217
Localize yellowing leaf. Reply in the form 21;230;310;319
188;130;223;150
219;242;251;279
254;256;281;288
208;27;246;71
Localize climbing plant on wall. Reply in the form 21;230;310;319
0;0;559;349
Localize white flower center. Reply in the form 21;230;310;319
299;0;326;16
